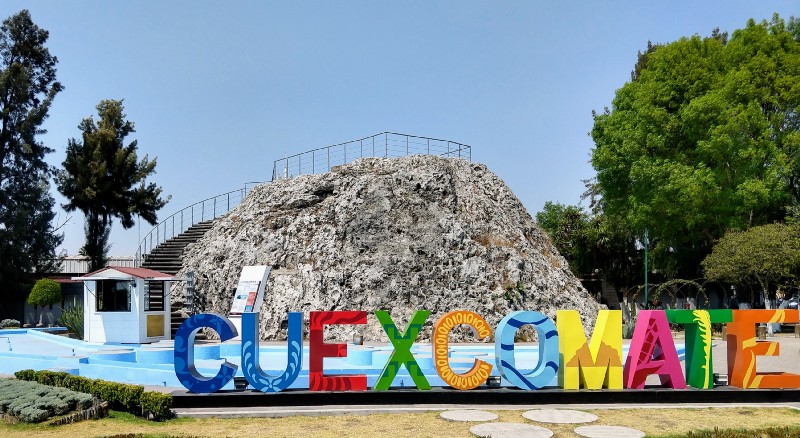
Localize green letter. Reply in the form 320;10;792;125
374;310;431;390
665;309;732;389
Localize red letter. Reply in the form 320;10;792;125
309;311;367;391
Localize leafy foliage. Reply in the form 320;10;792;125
26;278;61;307
56;99;168;271
14;369;173;421
702;223;800;294
536;201;643;292
58;305;83;339
0;318;20;328
0;10;63;303
0;378;95;423
591;14;800;279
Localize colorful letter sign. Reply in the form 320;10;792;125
666;309;733;389
557;310;623;390
494;311;559;390
241;312;302;392
309;311;368;391
432;310;493;390
624;310;686;389
174;313;239;393
172;307;800;394
374;310;431;390
726;309;800;388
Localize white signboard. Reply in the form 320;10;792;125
229;266;271;315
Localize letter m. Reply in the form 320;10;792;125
557;310;623;390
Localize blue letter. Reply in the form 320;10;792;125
494;311;559;390
242;311;303;392
174;313;238;393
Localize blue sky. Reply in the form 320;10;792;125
4;1;798;256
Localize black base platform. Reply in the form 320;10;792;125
171;386;800;409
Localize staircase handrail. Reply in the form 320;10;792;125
134;182;264;266
137;132;472;265
272;131;471;180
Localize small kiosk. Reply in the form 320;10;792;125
74;267;181;344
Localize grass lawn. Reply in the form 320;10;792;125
1;406;799;437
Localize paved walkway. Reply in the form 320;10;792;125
172;402;800;418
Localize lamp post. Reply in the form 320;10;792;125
644;228;649;308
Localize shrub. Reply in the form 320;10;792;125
18;406;49;423
58;305;84;339
0;378;98;423
0;318;20;328
27;279;62;307
13;369;172;421
623;320;636;339
140;391;174;421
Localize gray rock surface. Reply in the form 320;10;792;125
172;155;600;341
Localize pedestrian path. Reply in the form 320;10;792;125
446;407;642;438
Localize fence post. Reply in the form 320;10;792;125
214;197;217;218
312;150;315;173
406;136;409;155
385;133;388;157
228;193;230;211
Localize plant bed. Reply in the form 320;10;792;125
0;379;100;424
14;369;174;421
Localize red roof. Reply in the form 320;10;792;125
82;266;173;279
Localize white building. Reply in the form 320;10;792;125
75;267;178;344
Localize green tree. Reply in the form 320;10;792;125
27;278;61;326
702;223;800;302
0;10;63;309
536;201;643;298
535;201;591;276
56;100;168;271
591;14;800;279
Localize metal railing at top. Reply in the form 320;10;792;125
271;132;471;181
134;182;263;266
135;133;472;266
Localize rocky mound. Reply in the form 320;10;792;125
172;156;600;341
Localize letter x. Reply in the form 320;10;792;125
374;310;431;390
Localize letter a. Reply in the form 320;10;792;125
624;310;686;389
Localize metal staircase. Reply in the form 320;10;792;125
134;133;472;337
141;221;214;338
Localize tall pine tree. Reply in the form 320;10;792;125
0;10;63;313
57;99;167;271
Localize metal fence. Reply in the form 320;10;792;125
134;133;471;266
134;182;263;265
47;257;136;274
271;132;471;180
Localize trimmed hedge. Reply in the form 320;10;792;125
14;369;173;421
0;379;96;423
